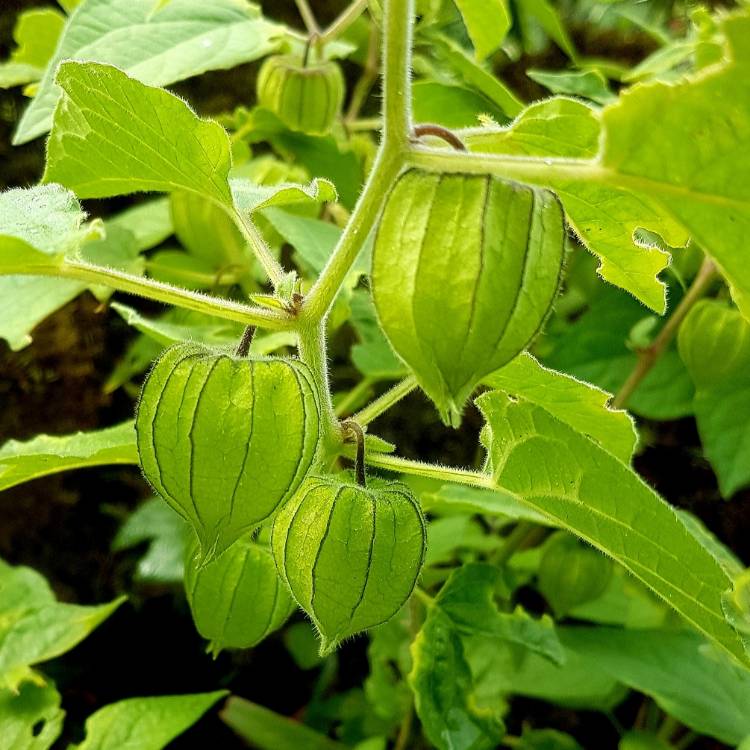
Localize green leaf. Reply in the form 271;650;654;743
434;564;565;664
0;682;64;750
678;300;750;497
619;731;673;750
44;62;233;204
349;290;406;379
410;608;505;750
221;696;348;750
464;97;601;159
561;627;750;745
0;559;124;690
453;0;511;59
70;692;227;750
484;353;637;463
476;391;749;666
412;81;506;128
0;422;138;493
0;8;65;89
527;69;615;105
517;0;578;61
14;0;282;144
421;484;548;524
108;198;173;252
600;13;750;315
232;178;337;215
517;729;583;750
112;498;188;584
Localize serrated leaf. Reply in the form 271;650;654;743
678;300;750;497
476;391;749;666
484;353;637;463
0;422;137;493
561;627;750;745
44;62;233;204
0;559;124;690
0;681;64;750
14;0;282;144
70;691;227;750
454;0;511;60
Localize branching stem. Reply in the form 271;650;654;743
352;375;417;426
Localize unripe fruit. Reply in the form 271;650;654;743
372;170;565;426
185;534;296;656
271;475;427;655
136;343;320;563
538;532;613;616
257;54;344;135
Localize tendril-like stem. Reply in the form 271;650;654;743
412;124;466;151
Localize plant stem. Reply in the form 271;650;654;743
294;0;320;35
235;326;255;357
393;704;414;750
33;259;292;329
345;21;380;125
342;419;367;486
335;376;378;417
342;446;495;488
612;258;717;409
297;316;340;453
320;0;370;45
491;521;546;566
233;210;286;290
382;0;412;148
352;375;417;426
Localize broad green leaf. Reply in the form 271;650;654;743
0;184;90;272
221;696;348;750
453;0;511;59
412;81;506;128
544;285;694;420
0;9;65;90
476;391;749;666
427;32;523;117
410;608;505;750
0;559;124;690
527;69;615;105
44;62;233;204
70;692;227;750
112;498;188;584
0;682;64;750
465;634;625;711
231;177;337;215
561;627;750;745
517;730;582;750
464;97;601;159
596;14;750;317
435;564;565;664
678;300;750;497
425;517;501;566
14;0;282;144
0;422;138;493
484;353;637;462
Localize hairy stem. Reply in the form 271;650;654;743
335;376;378;417
235;326;255;357
32;259;292;329
345;21;380;125
321;0;370;44
233;210;286;290
382;0;412;148
612;258;717;409
353;375;418;426
342;419;367;486
342;445;495;488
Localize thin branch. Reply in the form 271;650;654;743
320;0;370;45
345;20;380;125
382;0;413;147
612;258;718;409
26;259;293;330
335;376;378;417
352;375;417;426
232;209;286;290
294;0;321;35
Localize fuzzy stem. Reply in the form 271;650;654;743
320;0;370;45
294;0;321;35
342;419;367;486
233;210;286;290
352;375;417;426
235;326;255;357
